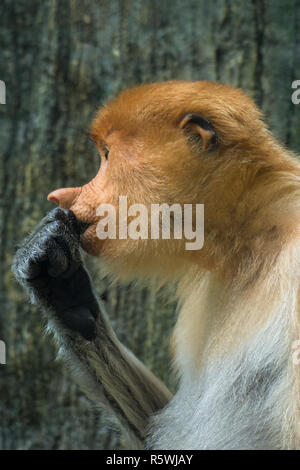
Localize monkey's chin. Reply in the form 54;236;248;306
80;225;105;257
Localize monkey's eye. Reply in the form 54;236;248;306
104;146;110;160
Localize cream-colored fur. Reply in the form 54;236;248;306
149;246;300;448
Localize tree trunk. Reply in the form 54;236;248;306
0;0;299;450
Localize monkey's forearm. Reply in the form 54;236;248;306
59;305;172;448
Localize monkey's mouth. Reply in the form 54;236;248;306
70;208;98;237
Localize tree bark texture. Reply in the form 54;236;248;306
0;0;300;449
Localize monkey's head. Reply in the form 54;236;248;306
48;81;294;281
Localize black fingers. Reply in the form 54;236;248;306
12;208;99;341
13;215;81;284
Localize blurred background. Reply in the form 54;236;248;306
0;0;300;450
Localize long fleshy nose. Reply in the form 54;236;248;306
47;186;81;209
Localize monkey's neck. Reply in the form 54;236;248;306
167;249;300;448
172;245;299;380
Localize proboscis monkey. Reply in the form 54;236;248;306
13;81;300;449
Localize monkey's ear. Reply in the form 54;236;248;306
179;113;218;152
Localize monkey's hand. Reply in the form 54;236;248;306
12;207;98;340
13;208;172;448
